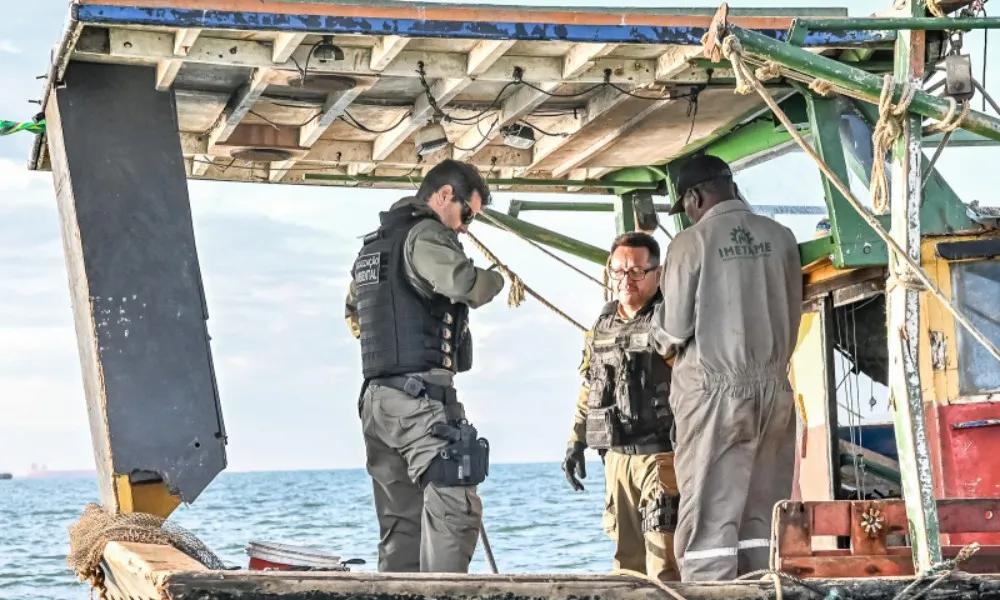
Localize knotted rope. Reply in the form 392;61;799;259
465;231;587;332
717;33;1000;368
871;74;916;214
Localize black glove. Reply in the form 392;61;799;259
562;441;587;491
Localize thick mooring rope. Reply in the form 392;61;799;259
465;231;588;332
871;74;916;214
718;34;1000;368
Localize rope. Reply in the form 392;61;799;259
475;209;610;292
926;96;970;134
465;231;588;332
0;119;45;136
808;78;835;97
718;34;1000;368
890;542;980;600
480;523;499;574
871;75;916;215
925;0;947;18
611;568;689;600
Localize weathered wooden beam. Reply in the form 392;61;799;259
521;47;698;176
272;32;307;63
183;126;534;169
206;68;296;150
363;40;516;173
99;541;1000;600
154;28;201;91
92;30;657;85
885;0;941;573
550;98;673;177
562;43;617;79
370;35;410;71
452;83;559;161
269;79;376;182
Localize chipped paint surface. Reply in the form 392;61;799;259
73;4;890;46
930;331;946;370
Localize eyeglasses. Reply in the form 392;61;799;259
459;199;475;225
608;266;658;281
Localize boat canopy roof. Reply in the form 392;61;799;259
29;0;906;193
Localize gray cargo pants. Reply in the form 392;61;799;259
359;380;482;573
669;363;796;581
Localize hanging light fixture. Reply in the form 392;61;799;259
415;122;449;156
501;123;536;149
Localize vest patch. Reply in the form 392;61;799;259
354;252;382;287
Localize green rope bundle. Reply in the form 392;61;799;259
1;119;46;136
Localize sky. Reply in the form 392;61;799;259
2;0;1000;475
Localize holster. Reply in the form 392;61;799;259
420;420;490;487
640;493;681;533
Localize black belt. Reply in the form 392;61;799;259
613;442;672;455
370;375;457;404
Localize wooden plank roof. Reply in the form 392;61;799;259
28;0;897;194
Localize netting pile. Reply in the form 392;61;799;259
67;503;227;597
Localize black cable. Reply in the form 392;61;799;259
339;109;411;134
517;119;568;137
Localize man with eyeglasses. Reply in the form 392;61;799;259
562;231;680;583
652;153;802;582
344;159;505;574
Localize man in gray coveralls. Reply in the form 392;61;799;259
652;154;803;582
344;159;505;573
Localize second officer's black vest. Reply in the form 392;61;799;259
584;292;673;450
352;204;471;380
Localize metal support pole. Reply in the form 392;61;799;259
476;208;609;266
885;1;942;573
727;24;1000;142
615;193;637;235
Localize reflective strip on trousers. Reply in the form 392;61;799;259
681;539;770;561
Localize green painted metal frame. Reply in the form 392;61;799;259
476;208;609;266
800;89;888;268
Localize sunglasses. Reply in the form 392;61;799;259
459;198;475;225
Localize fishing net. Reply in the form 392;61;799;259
67;502;227;598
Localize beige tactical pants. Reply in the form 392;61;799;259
603;450;681;582
670;365;796;581
360;381;482;573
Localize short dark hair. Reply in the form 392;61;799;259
416;159;492;207
609;232;661;266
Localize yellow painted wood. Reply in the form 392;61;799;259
918;231;1000;406
114;475;182;518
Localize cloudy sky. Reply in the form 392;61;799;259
1;0;998;475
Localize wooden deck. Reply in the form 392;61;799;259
27;0;902;193
98;541;1000;600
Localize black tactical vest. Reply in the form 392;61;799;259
352;205;471;380
584;293;673;450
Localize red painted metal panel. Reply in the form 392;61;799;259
936;403;1000;545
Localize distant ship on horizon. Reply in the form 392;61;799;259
0;473;11;480
26;463;96;479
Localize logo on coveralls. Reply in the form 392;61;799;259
353;253;382;287
718;226;772;261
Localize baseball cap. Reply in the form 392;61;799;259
667;154;734;215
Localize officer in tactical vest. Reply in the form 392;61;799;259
561;232;680;583
344;159;505;573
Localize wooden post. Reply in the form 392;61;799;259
44;62;227;516
885;0;942;572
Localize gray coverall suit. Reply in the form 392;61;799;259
652;200;803;581
345;197;505;573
